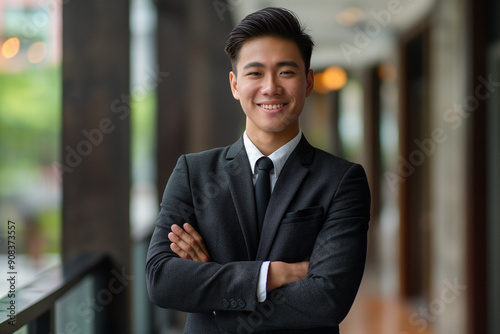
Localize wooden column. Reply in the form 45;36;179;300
156;0;242;197
156;0;189;194
62;1;131;333
363;66;381;226
465;0;488;333
398;19;431;298
362;66;381;268
329;90;343;157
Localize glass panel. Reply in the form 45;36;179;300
130;0;158;240
133;238;153;334
338;79;364;162
55;275;95;334
129;0;159;331
13;324;28;334
0;1;62;296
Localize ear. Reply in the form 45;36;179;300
305;69;314;97
229;71;240;100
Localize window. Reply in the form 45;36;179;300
0;1;62;295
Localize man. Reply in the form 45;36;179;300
146;7;370;333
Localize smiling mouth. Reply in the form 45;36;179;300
258;103;286;110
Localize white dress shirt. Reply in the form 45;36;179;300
243;130;303;302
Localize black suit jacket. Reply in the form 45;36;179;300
146;135;371;333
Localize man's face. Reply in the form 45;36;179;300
229;36;314;140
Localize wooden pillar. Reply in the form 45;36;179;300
156;0;189;194
156;0;242;197
363;66;381;225
486;2;500;334
398;19;431;298
62;1;131;333
329;90;343;157
465;0;488;333
362;66;381;268
185;0;243;151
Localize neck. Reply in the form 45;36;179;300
246;125;299;156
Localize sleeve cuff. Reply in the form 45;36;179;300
257;261;270;302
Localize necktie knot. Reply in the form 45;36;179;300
257;157;273;173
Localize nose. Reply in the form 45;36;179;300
261;74;282;95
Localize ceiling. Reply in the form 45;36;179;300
230;0;435;70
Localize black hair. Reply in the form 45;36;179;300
224;7;314;73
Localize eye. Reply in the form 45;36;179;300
246;72;261;77
280;70;296;76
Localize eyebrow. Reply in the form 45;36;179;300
242;61;300;70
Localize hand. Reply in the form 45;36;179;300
267;261;309;292
168;223;211;262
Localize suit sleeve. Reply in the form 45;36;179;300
145;155;263;313
216;163;371;331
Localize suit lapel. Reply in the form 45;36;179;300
224;138;260;260
255;136;315;260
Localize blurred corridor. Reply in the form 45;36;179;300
0;0;499;333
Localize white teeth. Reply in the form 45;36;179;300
261;104;284;110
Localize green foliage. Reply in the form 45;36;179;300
37;209;61;253
0;66;62;256
131;89;156;161
0;66;61;194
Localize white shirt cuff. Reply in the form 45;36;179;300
257;261;270;302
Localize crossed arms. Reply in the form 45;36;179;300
168;222;309;292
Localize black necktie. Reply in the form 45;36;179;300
255;157;274;233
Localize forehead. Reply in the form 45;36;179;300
236;36;304;70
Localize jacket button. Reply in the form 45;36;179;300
237;299;246;308
222;299;229;308
230;299;237;308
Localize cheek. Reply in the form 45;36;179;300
238;82;259;97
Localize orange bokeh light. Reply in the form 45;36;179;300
314;72;330;94
28;42;47;64
314;67;348;94
1;37;20;59
318;66;348;93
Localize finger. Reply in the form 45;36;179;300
183;223;211;261
170;242;191;260
171;224;194;244
168;231;181;244
183;223;209;253
170;224;207;261
171;224;199;253
170;231;197;259
170;224;211;262
183;223;204;244
176;223;207;258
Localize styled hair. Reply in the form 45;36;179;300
224;7;314;73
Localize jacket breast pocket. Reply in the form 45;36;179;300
270;206;324;262
281;206;324;226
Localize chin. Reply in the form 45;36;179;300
262;126;290;134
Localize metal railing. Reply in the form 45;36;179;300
0;252;110;334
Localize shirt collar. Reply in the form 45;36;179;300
243;130;302;179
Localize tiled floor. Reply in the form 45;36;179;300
340;270;434;334
340;295;434;334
